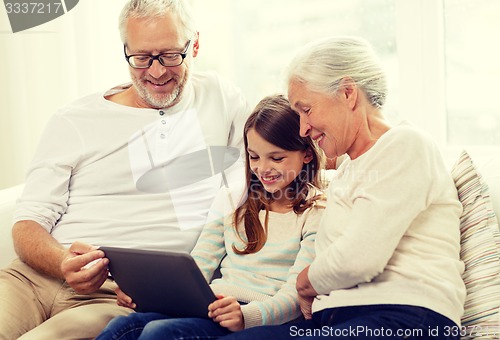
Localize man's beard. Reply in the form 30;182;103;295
131;73;186;109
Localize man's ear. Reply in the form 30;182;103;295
339;77;357;110
192;32;200;57
303;148;314;164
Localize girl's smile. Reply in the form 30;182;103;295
246;128;312;205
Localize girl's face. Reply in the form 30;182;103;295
246;128;313;202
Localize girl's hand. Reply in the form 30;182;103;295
115;286;136;309
208;294;244;332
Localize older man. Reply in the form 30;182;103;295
0;0;249;338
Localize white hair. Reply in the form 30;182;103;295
118;0;197;44
286;36;387;108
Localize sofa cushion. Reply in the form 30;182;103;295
451;150;500;337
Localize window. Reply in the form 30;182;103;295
1;0;498;189
193;0;499;151
444;0;500;145
192;0;398;121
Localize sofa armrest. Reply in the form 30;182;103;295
0;184;24;268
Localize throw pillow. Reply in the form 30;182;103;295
451;150;500;339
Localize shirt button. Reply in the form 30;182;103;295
159;110;165;116
161;120;166;124
160;133;166;139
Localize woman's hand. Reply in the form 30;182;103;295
298;294;314;320
296;266;318;319
115;286;136;309
208;295;244;332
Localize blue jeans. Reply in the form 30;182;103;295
223;305;460;339
96;312;233;340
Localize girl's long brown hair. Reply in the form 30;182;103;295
232;94;323;255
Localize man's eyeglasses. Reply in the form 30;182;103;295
124;40;191;69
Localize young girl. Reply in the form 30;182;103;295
97;94;326;339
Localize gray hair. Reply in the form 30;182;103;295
118;0;197;44
286;36;387;108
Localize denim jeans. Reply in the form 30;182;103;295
96;312;233;340
223;304;460;340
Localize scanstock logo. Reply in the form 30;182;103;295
4;0;79;33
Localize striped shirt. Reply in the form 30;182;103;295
191;195;325;328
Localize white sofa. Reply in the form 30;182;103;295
1;150;499;337
0;184;23;269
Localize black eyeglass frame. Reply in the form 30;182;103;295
124;40;192;69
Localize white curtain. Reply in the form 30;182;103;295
0;1;129;189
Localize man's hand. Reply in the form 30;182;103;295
60;241;109;294
208;295;244;332
296;266;318;320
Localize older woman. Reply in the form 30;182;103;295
226;37;465;340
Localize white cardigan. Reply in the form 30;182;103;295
309;124;467;325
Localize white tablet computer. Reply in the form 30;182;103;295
100;246;216;318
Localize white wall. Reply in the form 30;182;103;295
1;0;498;190
0;1;129;189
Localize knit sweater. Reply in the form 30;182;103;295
308;123;466;325
191;192;325;328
